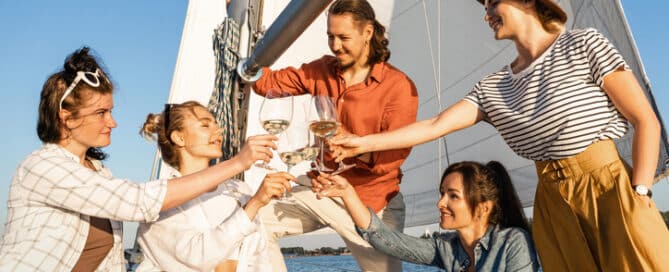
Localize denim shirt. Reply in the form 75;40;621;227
357;210;538;271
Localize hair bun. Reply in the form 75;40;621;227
63;47;98;77
140;113;163;142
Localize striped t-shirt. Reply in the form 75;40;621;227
464;28;629;161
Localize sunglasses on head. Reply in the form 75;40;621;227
58;68;106;111
164;103;175;139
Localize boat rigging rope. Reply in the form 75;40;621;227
209;17;242;162
420;0;449;178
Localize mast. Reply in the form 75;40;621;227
237;0;333;82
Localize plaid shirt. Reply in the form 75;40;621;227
0;144;167;271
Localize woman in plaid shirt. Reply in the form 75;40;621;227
0;47;288;271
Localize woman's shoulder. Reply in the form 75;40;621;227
493;226;533;247
476;68;511;88
433;230;459;242
19;144;77;170
561;27;605;46
566;27;602;37
495;226;531;237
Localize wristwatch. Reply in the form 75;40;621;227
632;184;652;198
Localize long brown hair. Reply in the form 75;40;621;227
440;161;530;232
37;47;114;160
328;0;390;65
140;101;205;170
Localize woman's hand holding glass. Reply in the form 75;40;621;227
252;172;295;205
235;135;278;170
311;173;355;199
329;133;370;163
244;172;295;218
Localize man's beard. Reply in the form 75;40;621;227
336;57;354;70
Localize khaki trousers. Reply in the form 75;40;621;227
533;140;669;272
258;186;405;272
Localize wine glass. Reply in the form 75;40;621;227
257;89;293;169
276;128;305;203
308;95;354;175
298;130;320;163
300;101;321;165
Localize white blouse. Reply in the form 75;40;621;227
136;171;269;272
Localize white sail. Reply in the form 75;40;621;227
162;0;669;229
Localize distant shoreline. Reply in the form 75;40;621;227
284;252;352;258
281;246;351;257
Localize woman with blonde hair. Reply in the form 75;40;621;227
331;0;669;270
136;101;292;271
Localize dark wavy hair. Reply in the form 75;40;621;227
37;47;113;160
440;161;530;232
328;0;390;65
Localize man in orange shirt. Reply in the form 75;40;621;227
254;1;418;271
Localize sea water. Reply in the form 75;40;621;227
285;255;441;272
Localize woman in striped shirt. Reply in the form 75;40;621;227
330;0;668;271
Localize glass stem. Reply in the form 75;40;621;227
319;139;326;170
282;164;293;200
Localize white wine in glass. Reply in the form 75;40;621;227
262;119;290;135
298;146;320;161
308;95;354;174
308;120;338;138
276;128;305;203
279;151;304;169
256;89;293;169
301;102;322;164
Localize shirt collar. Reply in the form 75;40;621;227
367;61;384;83
168;168;181;178
452;224;498;270
478;224;498;251
44;143;82;163
43;143;105;171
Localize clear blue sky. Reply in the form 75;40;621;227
0;1;667;249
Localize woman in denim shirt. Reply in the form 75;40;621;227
313;161;538;271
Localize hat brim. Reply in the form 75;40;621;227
474;0;567;24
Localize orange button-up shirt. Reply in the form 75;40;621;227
253;55;418;212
